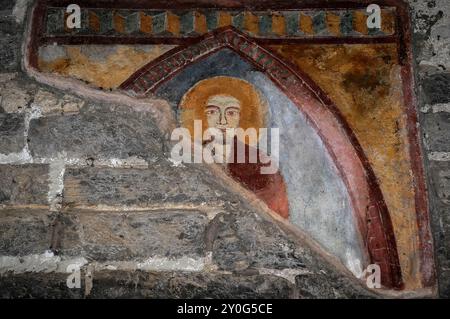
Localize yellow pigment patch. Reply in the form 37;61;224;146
353;10;369;35
299;14;314;35
272;13;286;36
167;12;180;35
140;12;152;34
218;12;232;28
195;12;208;34
268;44;421;290
38;45;177;89
326;12;341;36
244;11;259;35
382;9;396;35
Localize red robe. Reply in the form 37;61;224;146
227;137;289;219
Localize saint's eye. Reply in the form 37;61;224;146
226;108;240;117
206;108;218;115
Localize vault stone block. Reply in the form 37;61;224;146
211;211;308;271
0;164;49;207
0;209;54;256
28;105;164;160
423;112;450;152
0;18;20;72
53;210;208;260
422;73;450;105
0;113;25;153
62;165;237;208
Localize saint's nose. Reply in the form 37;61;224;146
219;110;227;125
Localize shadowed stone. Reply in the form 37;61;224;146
0;272;84;299
422;73;450;105
0;268;378;298
88;270;296;299
63;165;240;208
0;209;54;256
0;18;20;72
28;104;165;160
211;211;308;270
428;161;450;298
0;113;25;153
54;210;208;260
0;270;295;299
0;164;49;207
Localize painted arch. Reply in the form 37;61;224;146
120;27;403;288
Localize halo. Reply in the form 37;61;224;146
179;76;267;145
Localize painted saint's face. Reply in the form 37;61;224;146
205;95;241;131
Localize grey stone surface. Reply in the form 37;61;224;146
0;113;25;153
295;273;373;299
422;73;450;105
211;211;308;270
0;268;378;298
53;210;208;260
0;164;49;207
0;272;84;299
33;89;85;115
0;80;33;113
0;209;54;256
63;165;241;208
409;0;450;298
28;104;166;160
0;15;21;72
427;161;450;297
88;271;296;299
423;112;450;152
0;270;295;299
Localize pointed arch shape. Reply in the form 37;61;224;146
120;26;403;289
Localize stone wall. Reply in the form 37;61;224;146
408;0;450;299
0;0;449;298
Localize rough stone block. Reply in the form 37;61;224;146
0;209;54;256
0;113;25;153
54;210;208;260
0;270;296;298
427;161;450;297
439;269;450;299
422;73;450;105
295;273;374;299
0;164;49;207
87;270;296;299
0;80;33;113
0;272;83;299
211;211;309;270
423;112;450;152
429;162;450;204
63;165;238;208
28;104;165;160
0;19;20;72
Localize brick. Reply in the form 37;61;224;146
28;104;165;160
423;112;450;152
0;113;25;153
0;164;49;207
54;210;208;260
63;165;238;208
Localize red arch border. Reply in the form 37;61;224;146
120;27;404;288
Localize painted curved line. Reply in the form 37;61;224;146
120;26;403;288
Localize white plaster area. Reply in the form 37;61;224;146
245;72;365;276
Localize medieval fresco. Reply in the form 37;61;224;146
18;0;435;292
